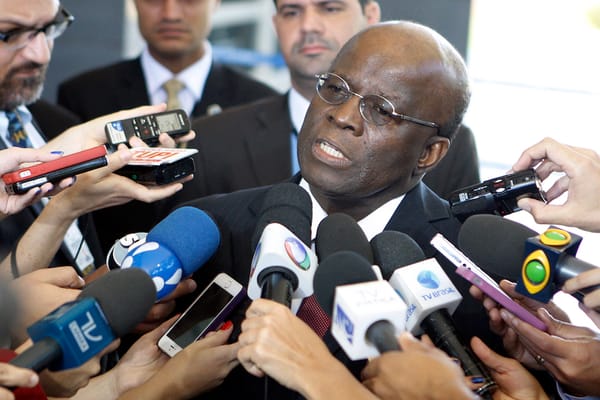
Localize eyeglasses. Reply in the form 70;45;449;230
315;72;440;134
0;6;74;51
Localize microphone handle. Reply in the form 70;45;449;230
556;255;600;301
10;337;62;372
420;309;496;399
365;320;401;353
261;271;293;308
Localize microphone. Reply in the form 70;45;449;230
248;183;317;307
121;206;220;300
313;251;406;360
373;231;496;398
10;268;155;372
315;213;373;263
458;214;600;303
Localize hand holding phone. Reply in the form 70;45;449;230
1;145;108;195
158;273;246;357
105;109;191;147
430;233;547;331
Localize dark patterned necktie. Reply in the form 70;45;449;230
296;294;331;338
5;110;32;148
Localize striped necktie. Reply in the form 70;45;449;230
5;110;32;148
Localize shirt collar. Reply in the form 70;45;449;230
299;178;404;241
288;87;310;133
140;41;213;101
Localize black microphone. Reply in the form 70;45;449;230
10;268;155;372
247;183;315;307
313;251;405;359
373;231;496;399
458;214;600;302
315;212;373;263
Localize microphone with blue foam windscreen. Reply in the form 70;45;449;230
121;206;221;299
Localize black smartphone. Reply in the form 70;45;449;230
105;109;191;147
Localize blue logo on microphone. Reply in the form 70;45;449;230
334;304;354;344
284;237;310;270
417;270;439;289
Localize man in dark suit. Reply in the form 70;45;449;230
171;0;478;210
179;21;499;400
55;0;278;253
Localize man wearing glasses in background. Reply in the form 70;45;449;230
166;0;479;215
180;19;497;400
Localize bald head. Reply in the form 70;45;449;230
336;21;470;139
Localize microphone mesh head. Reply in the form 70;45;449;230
79;268;156;336
371;231;425;280
458;214;537;282
251;183;312;248
316;213;373;263
146;207;221;276
313;251;377;316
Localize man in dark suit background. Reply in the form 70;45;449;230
57;0;277;121
180;20;498;400
171;0;479;211
56;0;278;252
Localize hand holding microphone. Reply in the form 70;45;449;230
10;268;155;372
373;231;496;398
237;298;376;400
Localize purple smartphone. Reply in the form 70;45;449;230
431;234;547;332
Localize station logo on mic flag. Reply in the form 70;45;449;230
417;270;440;289
284;237;310;270
121;242;182;299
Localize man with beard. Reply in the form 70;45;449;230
0;0;195;295
164;0;480;218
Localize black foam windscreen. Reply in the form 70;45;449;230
79;268;156;336
371;231;426;280
315;213;373;263
313;251;377;317
251;183;313;248
458;214;538;282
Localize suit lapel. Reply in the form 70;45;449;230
192;63;224;117
244;94;294;186
118;59;151;110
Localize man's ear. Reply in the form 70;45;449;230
416;136;450;173
364;1;381;25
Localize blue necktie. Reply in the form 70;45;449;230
5;110;32;148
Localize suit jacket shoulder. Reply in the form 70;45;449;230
57;59;148;122
423;124;480;200
28;99;81;140
169;94;292;208
193;63;278;116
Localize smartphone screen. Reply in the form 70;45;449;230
166;283;234;348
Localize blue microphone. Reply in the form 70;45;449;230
121;206;221;299
10;268;155;372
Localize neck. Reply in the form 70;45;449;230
148;47;205;74
290;75;317;101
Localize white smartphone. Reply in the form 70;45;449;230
158;273;245;357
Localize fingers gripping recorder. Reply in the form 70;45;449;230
517;227;583;303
